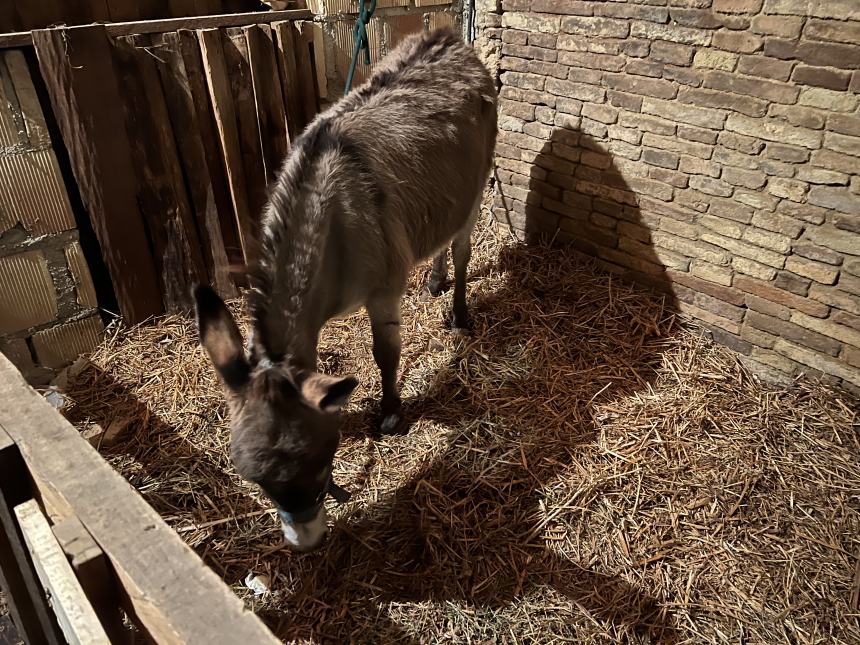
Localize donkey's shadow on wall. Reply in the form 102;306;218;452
267;127;682;643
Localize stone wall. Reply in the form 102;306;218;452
483;0;860;393
0;50;103;384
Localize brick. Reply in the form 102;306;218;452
701;214;744;238
675;188;712;213
846;259;860;277
834;310;860;332
502;30;528;45
758;158;796;178
774;339;860;387
768;104;826;130
545;78;605;102
792;243;844;266
718;131;764;154
559;50;624;73
712;30;763;53
535;106;555;125
743;227;792;253
725;113;821;149
641;148;680;170
643;132;713;159
679;125;718;145
627;176;674;201
670;9;725;29
828;114;860;139
500;99;536;121
31;315;103;370
641;197;700;224
805;18;860;45
659;215;698;239
619;112;676;136
561;16;629;38
502;12;562;34
722;166;767;189
840;273;860;296
604;73;678;100
714;0;763;12
595;3;669;21
581;103;619;124
703;69;799;103
530;0;593;14
791;65;851;91
734;256;778;280
746;312;842;355
528;32;558;48
501;71;546;91
630;22;712;46
650;167;689;188
675;285;747;322
693;49;739;71
734;189;780;212
663;66;704;87
691;260;734;286
795;166;849;186
792;311;860;347
580;117;608;138
702;232;786;267
641;97;727;129
811;149;856;176
607;124;642;146
835;213;860;233
764;38;860;72
677;87;767;117
689;175;733;197
842;345;860;370
652;231;730;265
746;293;791;319
501;56;530;73
669;269;746;305
810;284;860;315
750;14;804;38
763;0;860;20
736;55;794;82
767;177;808;202
500;86;556;107
764;143;809;163
606;91;642;113
679;155;721;177
0;251;58;335
774;270;811;295
741;325;780;348
824;132;860;158
651;41;695;66
677;301;742;334
625;59;664;78
807;187;860;215
751;212;805;238
508;43;560;63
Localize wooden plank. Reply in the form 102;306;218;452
244;24;289;183
0;354;281;644
295;21;321;126
272;20;306;141
0;429;63;644
14;499;112;645
223;27;269;227
31;26;163;323
52;516;132;644
113;34;208;312
0;10;314;49
198;28;256;265
151;30;238;297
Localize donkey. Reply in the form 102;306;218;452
193;26;497;551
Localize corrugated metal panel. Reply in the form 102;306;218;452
0;63;20;148
64;241;98;308
332;16;383;90
324;0;409;13
0;149;76;236
30;315;104;369
0;251;58;335
428;10;457;30
385;12;426;49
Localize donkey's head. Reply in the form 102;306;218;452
193;286;357;551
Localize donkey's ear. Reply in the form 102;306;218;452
299;373;358;413
193;285;250;390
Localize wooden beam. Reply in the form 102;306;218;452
295;21;321;127
0;429;63;645
31;25;163;324
0;9;314;49
0;354;281;644
14;499;112;645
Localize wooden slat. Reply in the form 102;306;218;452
31;26;163;323
113;34;208;312
198;28;256;265
0;9;314;49
244;24;289;183
151;30;239;297
14;499;112;645
0;428;63;644
224;27;269;226
52;516;132;644
0;354;281;644
295;21;320;126
272;20;306;141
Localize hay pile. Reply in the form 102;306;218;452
62;218;859;644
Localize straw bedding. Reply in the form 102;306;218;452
62;217;859;644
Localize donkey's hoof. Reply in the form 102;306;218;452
379;412;408;435
425;280;448;298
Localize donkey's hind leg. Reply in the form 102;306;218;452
426;249;448;297
451;211;479;331
367;294;407;434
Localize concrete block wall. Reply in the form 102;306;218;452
483;0;860;394
0;50;103;384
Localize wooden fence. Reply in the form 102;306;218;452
10;9;319;323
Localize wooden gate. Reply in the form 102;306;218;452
20;10;319;322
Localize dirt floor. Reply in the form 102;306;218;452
62;218;859;644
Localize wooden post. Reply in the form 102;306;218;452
31;25;163;324
272;20;307;142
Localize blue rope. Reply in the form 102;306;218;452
344;0;377;95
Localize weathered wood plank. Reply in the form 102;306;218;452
198;28;256;265
295;21;320;127
0;429;63;645
272;20;305;142
113;34;207;312
0;10;314;50
152;30;238;298
31;26;163;323
223;27;268;228
52;516;132;644
0;354;281;644
14;499;112;645
244;24;289;183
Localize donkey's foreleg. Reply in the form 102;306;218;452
367;295;405;434
426;249;448;297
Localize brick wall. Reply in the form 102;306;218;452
482;0;860;394
0;50;103;384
